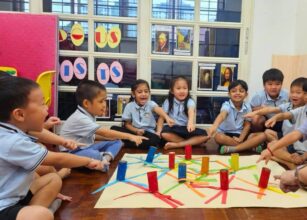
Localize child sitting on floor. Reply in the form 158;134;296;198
208;80;266;154
111;79;174;149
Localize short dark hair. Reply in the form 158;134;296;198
0;76;39;122
290;77;307;89
130;79;150;102
0;70;13;80
76;80;106;106
303;80;307;93
262;68;284;84
228;79;248;92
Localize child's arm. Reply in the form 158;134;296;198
208;111;228;137
244;106;281;119
156;116;165;137
257;130;303;164
42;151;106;171
187;107;196;132
29;129;78;150
265;112;292;128
124;121;144;135
96;127;148;146
233;121;250;143
153;106;175;127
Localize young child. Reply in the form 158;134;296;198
0;76;104;220
261;80;307;165
157;76;209;149
250;68;288;132
60;80;147;168
111;79;174;149
245;77;307;167
208;80;266;154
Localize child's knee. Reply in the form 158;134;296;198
17;206;54;220
49;173;63;189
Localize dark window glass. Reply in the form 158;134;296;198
58;56;88;86
0;0;29;12
200;0;242;22
94;58;137;88
196;97;228;124
94;22;137;53
152;0;194;20
94;0;138;17
58;92;78;120
151;60;192;90
43;0;88;14
59;20;88;51
199;27;240;57
151;95;168;106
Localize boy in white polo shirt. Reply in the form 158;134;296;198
0;77;104;220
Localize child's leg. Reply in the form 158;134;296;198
161;132;185;149
250;115;266;132
264;129;278;142
215;133;239;146
85;140;123;162
271;155;296;170
226;132;266;153
30;173;62;207
17;206;53;220
164;135;210;150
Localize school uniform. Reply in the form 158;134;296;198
161;98;207;138
287;105;307;153
60;106;122;161
250;89;289;132
297;119;307;142
217;100;252;138
111;100;161;149
0;122;48;220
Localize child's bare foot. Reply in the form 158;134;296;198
290;153;304;165
164;142;180;150
101;159;110;172
57;168;71;179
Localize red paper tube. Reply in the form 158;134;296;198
185;145;192;160
169;152;175;169
147;171;159;193
220;169;229;190
258;167;271;188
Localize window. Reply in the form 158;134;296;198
20;1;251;126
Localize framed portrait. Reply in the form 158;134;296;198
198;63;215;90
116;95;131;116
217;64;235;91
153;25;171;54
174;27;192;55
96;95;112;119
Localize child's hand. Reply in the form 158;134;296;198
244;112;257;119
62;139;78;150
290;153;305;165
265;118;276;128
233;136;243;143
129;135;148;146
187;122;195;132
166;117;175;127
44;116;61;129
155;131;161;137
256;148;272;164
136;129;145;136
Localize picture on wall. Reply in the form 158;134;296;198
116;95;131;116
198;63;215;90
174;27;192;55
153;25;171;54
217;64;235;91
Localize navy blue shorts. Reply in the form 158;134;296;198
161;125;207;139
0;191;33;220
287;145;303;155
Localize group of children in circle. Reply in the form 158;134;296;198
61;68;307;171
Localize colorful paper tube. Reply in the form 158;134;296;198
201;156;209;175
231;153;239;171
147;171;159;193
178;163;187;183
116;160;127;181
185;145;192;160
220;169;229;190
145;146;157;163
169;152;175;169
258;167;271;188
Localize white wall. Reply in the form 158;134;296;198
248;0;306;97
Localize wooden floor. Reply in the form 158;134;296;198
55;143;307;220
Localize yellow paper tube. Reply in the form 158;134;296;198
231;153;239;171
